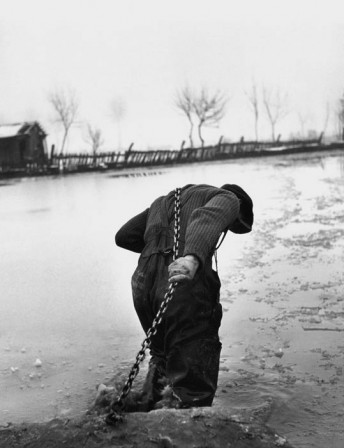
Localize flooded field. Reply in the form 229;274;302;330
0;150;343;447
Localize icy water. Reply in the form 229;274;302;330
1;151;343;447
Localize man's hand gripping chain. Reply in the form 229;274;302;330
168;255;199;283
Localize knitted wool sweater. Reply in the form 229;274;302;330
115;184;246;267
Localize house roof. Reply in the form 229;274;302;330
0;123;23;138
0;122;47;139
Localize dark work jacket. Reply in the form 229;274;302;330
115;184;246;345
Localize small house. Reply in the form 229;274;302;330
0;121;48;168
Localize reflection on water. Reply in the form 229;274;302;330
0;150;343;447
340;152;344;177
320;151;344;178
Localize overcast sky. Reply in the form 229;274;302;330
1;0;344;151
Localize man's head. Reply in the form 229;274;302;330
221;184;254;233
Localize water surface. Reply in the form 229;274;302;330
1;151;343;447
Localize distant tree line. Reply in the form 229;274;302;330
47;83;344;155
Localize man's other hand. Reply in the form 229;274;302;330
168;255;200;283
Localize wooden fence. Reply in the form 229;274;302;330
49;137;325;173
2;135;343;177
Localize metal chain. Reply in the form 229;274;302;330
106;188;181;425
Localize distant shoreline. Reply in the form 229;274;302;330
1;140;344;180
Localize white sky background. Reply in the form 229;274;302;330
1;0;344;152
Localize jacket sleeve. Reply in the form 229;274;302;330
115;208;148;253
183;191;240;266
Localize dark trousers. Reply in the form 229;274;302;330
131;253;222;407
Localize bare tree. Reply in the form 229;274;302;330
336;93;344;140
175;86;195;148
193;88;227;147
110;97;126;149
85;123;104;157
48;88;79;154
246;81;260;141
322;101;330;138
297;111;311;138
262;86;288;141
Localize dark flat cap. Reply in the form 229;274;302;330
221;184;254;234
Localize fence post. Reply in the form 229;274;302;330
50;144;55;162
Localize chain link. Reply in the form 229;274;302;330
106;188;181;425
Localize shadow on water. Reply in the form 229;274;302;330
319;151;344;178
26;207;51;214
340;153;344;177
107;169;166;178
0;180;20;187
216;370;344;448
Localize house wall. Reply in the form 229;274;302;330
25;126;47;161
0;125;47;166
0;138;22;164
